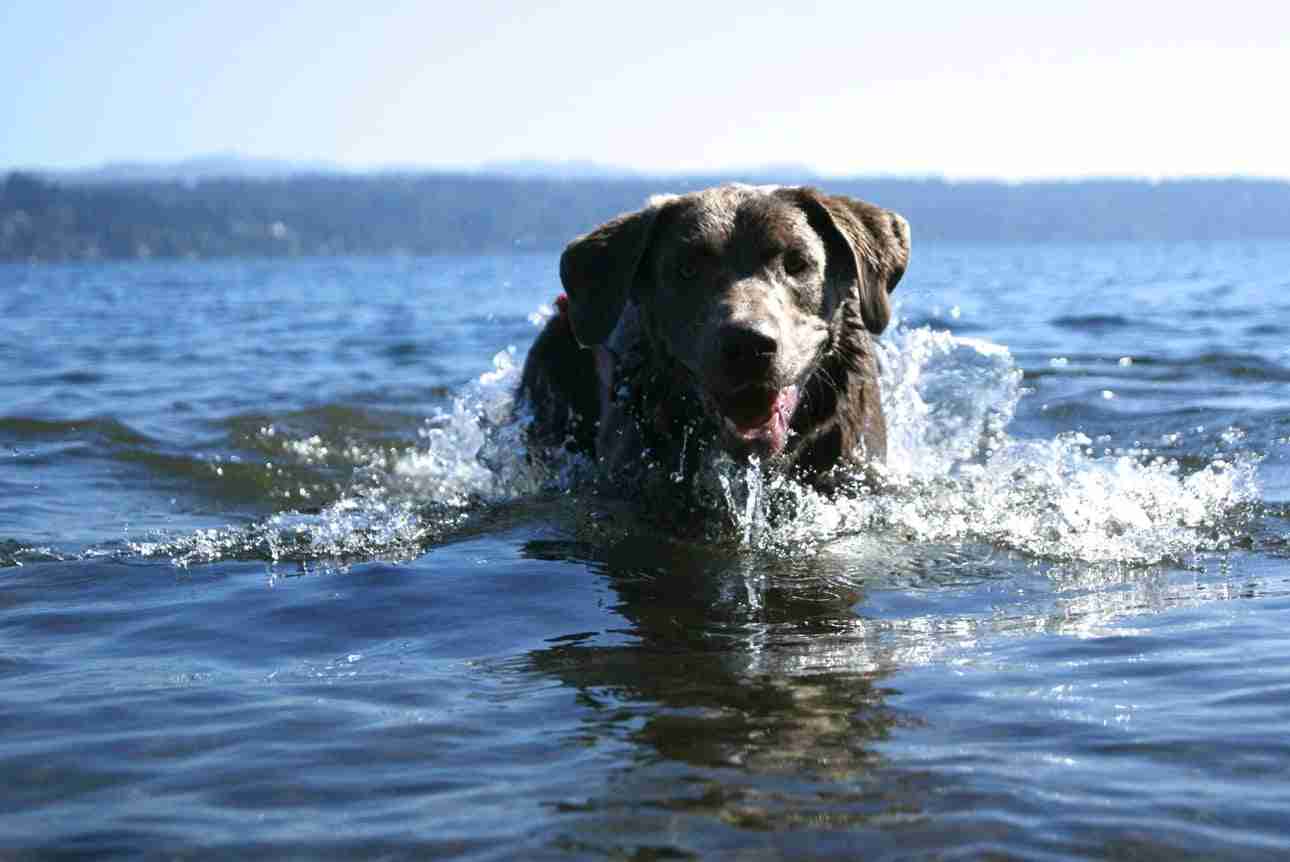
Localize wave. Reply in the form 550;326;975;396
0;538;67;568
0;415;156;449
123;347;548;568
113;313;1262;573
714;326;1259;565
1049;313;1136;330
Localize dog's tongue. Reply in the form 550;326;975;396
727;385;799;455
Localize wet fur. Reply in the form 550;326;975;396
518;185;910;496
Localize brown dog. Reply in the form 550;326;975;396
519;184;910;495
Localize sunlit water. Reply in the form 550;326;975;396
3;244;1289;858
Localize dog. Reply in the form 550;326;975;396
519;184;910;500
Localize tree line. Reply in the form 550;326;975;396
4;171;1290;262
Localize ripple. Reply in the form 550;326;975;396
1050;313;1136;330
0;538;67;568
1190;351;1290;382
0;415;156;449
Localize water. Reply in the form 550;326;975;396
2;244;1289;858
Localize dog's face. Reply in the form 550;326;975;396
561;185;910;461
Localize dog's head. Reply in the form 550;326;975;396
560;185;910;460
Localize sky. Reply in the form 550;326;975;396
4;0;1289;180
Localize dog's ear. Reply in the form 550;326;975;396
782;188;910;335
559;201;669;347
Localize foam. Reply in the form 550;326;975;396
128;314;1259;571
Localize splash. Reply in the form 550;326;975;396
130;347;544;569
389;346;546;505
740;325;1259;565
129;314;1259;571
130;495;446;570
716;456;767;546
879;326;1023;480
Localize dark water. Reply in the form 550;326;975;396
3;244;1289;859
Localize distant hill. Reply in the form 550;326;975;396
35;153;346;185
471;160;642;180
31;155;648;184
27;154;831;185
4;169;1290;262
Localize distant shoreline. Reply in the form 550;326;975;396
5;171;1290;262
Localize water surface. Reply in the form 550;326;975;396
2;243;1288;858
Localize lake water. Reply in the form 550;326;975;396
3;243;1289;858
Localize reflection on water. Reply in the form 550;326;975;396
494;530;1274;850
479;531;1284;856
518;537;912;841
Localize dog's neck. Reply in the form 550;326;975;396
610;310;708;454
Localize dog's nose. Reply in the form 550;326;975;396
718;324;778;375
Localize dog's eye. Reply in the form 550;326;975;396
678;261;698;280
783;250;810;276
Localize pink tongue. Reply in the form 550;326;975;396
730;385;799;454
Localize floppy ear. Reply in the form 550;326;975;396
558;201;667;347
782;187;910;335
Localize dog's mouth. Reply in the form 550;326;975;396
715;383;800;458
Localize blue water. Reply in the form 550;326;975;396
3;243;1289;858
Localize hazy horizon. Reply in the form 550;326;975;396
6;1;1289;181
12;151;1290;186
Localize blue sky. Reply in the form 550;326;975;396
4;0;1288;179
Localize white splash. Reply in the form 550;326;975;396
390;346;544;506
879;325;1023;480
750;325;1259;565
131;346;544;569
716;456;767;546
131;312;1259;571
